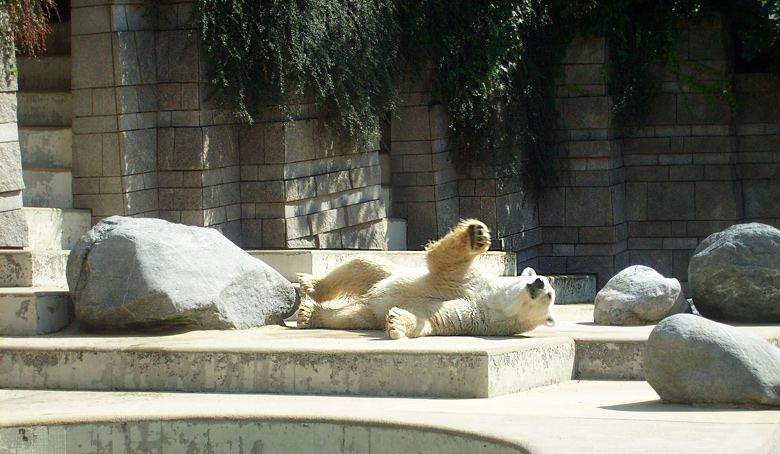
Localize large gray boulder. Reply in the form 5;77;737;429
593;265;689;325
644;313;780;406
688;223;780;322
67;216;298;331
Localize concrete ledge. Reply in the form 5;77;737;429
22;168;73;209
0;419;527;454
23;207;91;250
19;126;72;168
17;90;72;127
1;382;778;454
0;287;72;336
0;250;69;287
249;249;517;282
0;327;572;398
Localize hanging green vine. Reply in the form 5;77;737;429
185;0;780;193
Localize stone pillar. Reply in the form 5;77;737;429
390;71;459;249
71;0;160;225
0;40;28;248
535;36;627;287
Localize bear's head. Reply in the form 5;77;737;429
503;270;557;330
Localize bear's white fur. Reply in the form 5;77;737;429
296;219;556;339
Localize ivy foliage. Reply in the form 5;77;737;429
197;0;400;150
187;0;780;192
0;0;57;56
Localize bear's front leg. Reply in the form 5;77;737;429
425;219;491;279
386;307;428;339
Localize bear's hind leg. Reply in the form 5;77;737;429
297;298;383;330
297;256;400;303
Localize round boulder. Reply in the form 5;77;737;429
593;265;689;325
644;313;780;406
67;216;299;331
688;222;780;322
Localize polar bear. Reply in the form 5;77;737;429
296;219;557;339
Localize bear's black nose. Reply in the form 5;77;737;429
531;277;545;290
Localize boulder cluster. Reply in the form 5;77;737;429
592;222;780;407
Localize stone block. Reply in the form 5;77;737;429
565;187;613;226
349;165;381;189
669;165;704;181
125;189;157;214
695;181;738;220
285;120;316;162
72;134;104;177
562;36;605;64
346;199;385;226
0;142;23;192
241;180;284;203
120;129;157;174
158;83;181;110
315;170;351;196
644;94;678;125
158;127;202;170
72;34;115;89
646;182;695;221
392;106;431;142
72;116;118;134
563;97;611;129
743;180;780;218
676;93;732;125
73;5;112;36
683;136;732;154
203;125;239;168
285;177;316;202
310;208;346;235
73;193;125;217
286;215;311;239
578;226;618;244
0;208;28;248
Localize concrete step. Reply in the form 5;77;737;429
23;207;91;250
1;305;778;396
549;275;597;304
22;167;73;209
19;126;72;168
0;249;69;287
43;21;71;56
17;55;71;90
3;381;778;454
384;217;406;251
16;90;71;127
0;322;574;398
0;287;72;335
249;249;517;283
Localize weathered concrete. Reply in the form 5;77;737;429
23;207;92;250
0;288;72;335
0;250;69;287
1;381;778;454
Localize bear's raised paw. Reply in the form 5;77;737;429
466;220;491;254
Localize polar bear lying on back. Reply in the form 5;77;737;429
296;219;556;339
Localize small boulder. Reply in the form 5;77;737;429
644;313;780;406
67;216;298;331
688;222;780;322
593;265;688;325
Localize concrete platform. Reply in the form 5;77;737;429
1;305;778;398
16;90;72;127
19;126;72;168
1;380;778;453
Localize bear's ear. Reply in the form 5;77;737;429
520;267;537;277
525;277;545;298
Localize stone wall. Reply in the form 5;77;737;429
70;0;389;249
0;39;28;248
